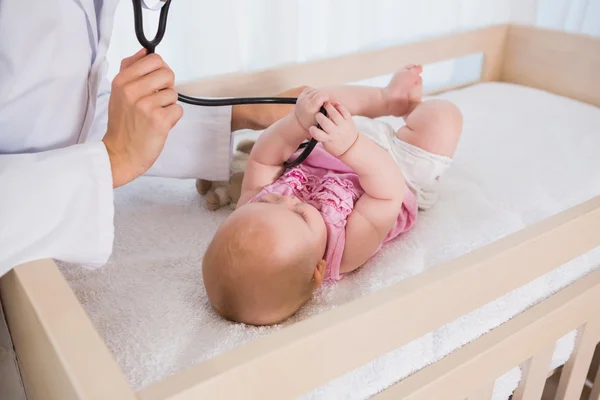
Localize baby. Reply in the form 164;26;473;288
202;65;463;326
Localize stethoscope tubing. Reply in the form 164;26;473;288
132;0;318;169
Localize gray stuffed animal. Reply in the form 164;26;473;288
196;139;255;211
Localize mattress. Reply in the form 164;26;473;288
58;82;600;399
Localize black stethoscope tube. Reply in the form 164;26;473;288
132;0;318;169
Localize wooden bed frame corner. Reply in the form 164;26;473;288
2;23;600;400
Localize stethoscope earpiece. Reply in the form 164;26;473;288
141;0;168;11
131;0;319;169
133;0;171;54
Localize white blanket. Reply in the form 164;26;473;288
58;82;600;398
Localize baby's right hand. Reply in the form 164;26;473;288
295;87;330;131
308;102;358;158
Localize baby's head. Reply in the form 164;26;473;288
202;193;328;326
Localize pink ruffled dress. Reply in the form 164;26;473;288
249;144;418;281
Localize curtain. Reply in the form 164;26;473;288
106;0;600;85
536;0;600;35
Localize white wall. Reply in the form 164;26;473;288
106;0;600;87
536;0;600;35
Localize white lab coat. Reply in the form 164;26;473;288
0;0;233;276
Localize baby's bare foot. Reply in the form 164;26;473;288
382;64;423;118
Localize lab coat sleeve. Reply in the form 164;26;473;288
0;142;114;276
89;79;234;183
146;103;233;182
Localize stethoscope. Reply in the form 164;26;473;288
134;0;319;169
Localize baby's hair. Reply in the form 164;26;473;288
202;216;316;326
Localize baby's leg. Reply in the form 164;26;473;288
390;68;462;157
389;77;462;210
396;100;463;158
320;64;423;120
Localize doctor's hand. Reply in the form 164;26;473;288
102;49;184;188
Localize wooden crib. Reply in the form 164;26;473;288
2;23;600;400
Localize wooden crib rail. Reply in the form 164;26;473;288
138;191;600;400
0;260;138;400
373;266;600;400
502;25;600;108
174;25;508;98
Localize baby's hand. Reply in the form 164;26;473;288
295;87;330;131
308;102;358;157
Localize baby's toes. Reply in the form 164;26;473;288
404;64;423;77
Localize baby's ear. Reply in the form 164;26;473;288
313;260;327;287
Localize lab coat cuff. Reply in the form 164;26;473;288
146;105;233;181
203;104;232;181
83;142;115;268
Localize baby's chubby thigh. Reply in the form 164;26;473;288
395;99;463;158
351;112;455;210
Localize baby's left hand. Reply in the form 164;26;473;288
309;102;358;157
295;87;331;132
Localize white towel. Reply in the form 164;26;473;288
58;82;600;398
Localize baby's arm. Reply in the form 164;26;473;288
339;134;406;274
237;115;305;206
317;84;388;119
309;101;406;274
237;88;330;206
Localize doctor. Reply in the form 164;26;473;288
0;0;297;277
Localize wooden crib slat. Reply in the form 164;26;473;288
588;344;600;390
467;381;495;400
370;268;600;400
590;363;600;400
512;347;554;400
554;320;600;400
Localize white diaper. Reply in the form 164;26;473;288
352;116;453;210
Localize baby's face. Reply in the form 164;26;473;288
250;192;327;259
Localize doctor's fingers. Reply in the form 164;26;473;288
120;48;148;71
158;103;184;130
116;53;171;85
123;68;175;102
138;88;178;112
